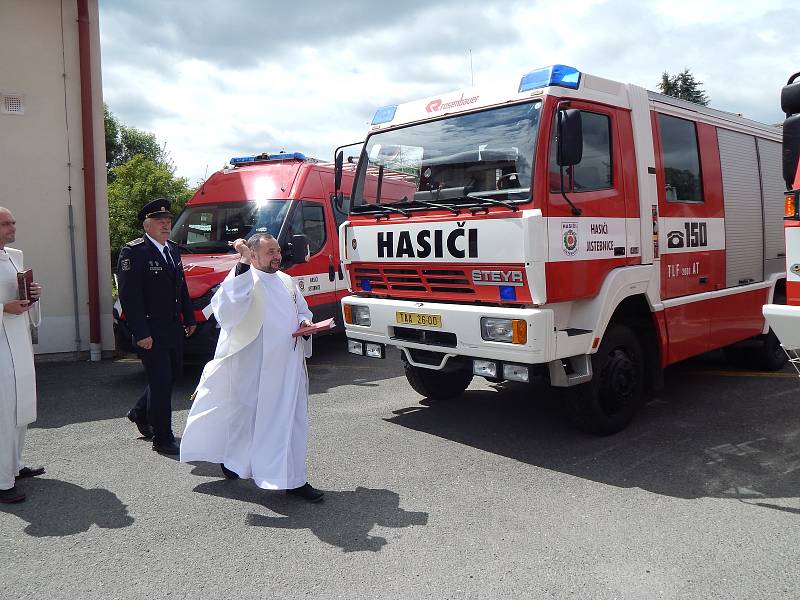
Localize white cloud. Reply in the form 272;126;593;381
99;0;799;184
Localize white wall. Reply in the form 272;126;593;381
0;0;114;355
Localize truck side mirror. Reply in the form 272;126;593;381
334;150;344;194
782;73;800;189
557;108;583;167
334;192;351;213
784;115;800;190
287;234;309;265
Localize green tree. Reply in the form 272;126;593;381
658;68;710;106
107;155;192;265
104;104;169;175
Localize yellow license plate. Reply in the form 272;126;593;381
396;311;442;328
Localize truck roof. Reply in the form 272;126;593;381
188;158;342;205
368;64;780;139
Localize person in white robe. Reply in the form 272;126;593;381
180;233;324;502
0;207;44;504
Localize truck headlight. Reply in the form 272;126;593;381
344;304;371;326
480;317;527;344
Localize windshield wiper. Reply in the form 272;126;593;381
465;193;519;212
396;197;461;215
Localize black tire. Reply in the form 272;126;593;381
755;328;787;371
404;362;473;400
723;345;750;369
724;329;787;372
564;324;645;435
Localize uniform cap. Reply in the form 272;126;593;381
137;198;172;221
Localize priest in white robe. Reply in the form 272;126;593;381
180;233;324;502
0;207;44;505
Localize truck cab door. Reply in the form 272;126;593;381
284;200;339;323
544;101;637;303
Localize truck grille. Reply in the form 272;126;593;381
352;266;474;296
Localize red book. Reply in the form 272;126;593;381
292;318;335;337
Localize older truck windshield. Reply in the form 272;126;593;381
351;101;542;211
171;200;290;253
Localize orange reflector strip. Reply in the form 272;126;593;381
343;304;353;324
592;337;600;349
785;195;797;219
512;320;527;344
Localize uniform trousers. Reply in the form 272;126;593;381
132;321;184;444
0;326;26;490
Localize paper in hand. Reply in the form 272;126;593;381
292;318;335;337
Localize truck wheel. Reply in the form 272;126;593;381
755;329;787;371
564;324;645;435
404;362;473;400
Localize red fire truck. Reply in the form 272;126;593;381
114;152;366;355
763;71;800;353
337;65;787;434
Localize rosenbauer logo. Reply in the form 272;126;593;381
425;93;480;113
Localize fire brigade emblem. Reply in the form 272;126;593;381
351;239;357;250
298;279;305;291
562;222;578;256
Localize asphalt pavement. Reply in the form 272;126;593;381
2;336;799;599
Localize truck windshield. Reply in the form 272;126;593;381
170;200;290;253
351;100;541;213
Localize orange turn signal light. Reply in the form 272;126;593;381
785;194;798;219
343;304;353;324
512;320;527;344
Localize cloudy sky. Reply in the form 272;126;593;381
99;0;799;185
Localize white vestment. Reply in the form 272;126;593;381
180;266;313;490
0;247;38;490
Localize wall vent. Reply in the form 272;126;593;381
1;94;24;115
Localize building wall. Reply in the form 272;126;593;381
0;0;114;355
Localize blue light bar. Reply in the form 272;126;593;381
499;286;517;301
518;64;581;93
371;105;397;125
360;278;373;292
230;152;306;165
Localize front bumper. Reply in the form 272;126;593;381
342;296;555;367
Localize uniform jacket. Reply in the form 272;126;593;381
117;237;196;343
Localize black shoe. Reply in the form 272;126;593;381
152;440;180;455
286;482;324;503
127;409;154;439
0;486;26;504
16;466;45;479
221;464;240;480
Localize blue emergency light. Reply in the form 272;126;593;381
230;152;306;165
518;64;581;93
499;286;517;301
360;278;373;292
371;105;397;125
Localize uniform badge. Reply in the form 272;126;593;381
121;258;132;271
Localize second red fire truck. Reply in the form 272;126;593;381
337;64;786;434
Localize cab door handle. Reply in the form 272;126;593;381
328;255;336;281
699;276;708;284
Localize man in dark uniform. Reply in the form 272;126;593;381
117;198;196;455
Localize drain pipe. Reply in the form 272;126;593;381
77;0;101;361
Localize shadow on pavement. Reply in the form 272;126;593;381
192;478;428;552
387;352;800;504
0;477;134;536
32;334;402;430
